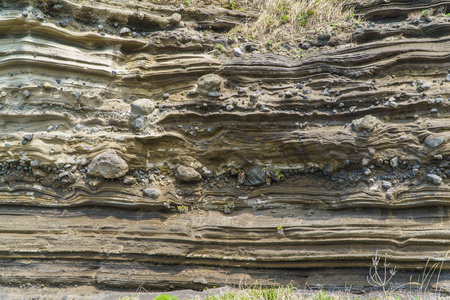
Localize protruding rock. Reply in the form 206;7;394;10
427;174;442;185
143;187;161;199
386;188;396;200
196;74;222;95
87;150;128;179
175;165;202;183
233;47;244;57
381;181;392;190
318;25;332;41
390;157;399;168
23;90;31;99
424;135;445;148
43;82;53;90
130;99;155;116
170;13;181;23
244;166;266;186
120;27;131;36
352;115;379;132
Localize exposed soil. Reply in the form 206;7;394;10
0;0;449;297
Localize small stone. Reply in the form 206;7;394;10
249;94;258;105
427;174;442;185
73;91;82;100
323;164;334;175
207;91;220;98
381;181;391;190
344;159;350;166
175;165;202;183
361;158;371;166
445;74;450;82
302;88;311;95
196;74;222;95
244;165;266;186
163;93;170;99
225;104;234;111
59;19;68;27
130;98;155;115
352;115;379;132
87;150;128;179
322;88;330;96
23;134;34;141
318;25;332;41
424;135;445;148
386;188;396;200
430;108;438;113
349;106;357;113
296;83;304;89
284;90;293;98
363;168;371;176
278;91;285;98
233;47;244;57
416;83;430;92
23;90;31;99
22;12;28;17
74;124;84;131
143;187;161;199
30;160;40;167
123;176;136;185
390;157;399;168
43;82;53;90
133;116;146;130
120;27;131;35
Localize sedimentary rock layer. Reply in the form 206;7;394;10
0;0;448;293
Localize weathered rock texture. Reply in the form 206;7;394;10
0;0;449;294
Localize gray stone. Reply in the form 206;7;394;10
23;90;31;98
196;74;222;95
386;188;396;200
352;115;379;132
208;91;220;98
175;165;202;183
130;98;155;115
446;74;450;82
244;165;266;186
427;174;442;185
163;93;170;99
23;134;33;141
87;150;128;179
424;135;445;148
123;176;136;185
233;47;244;57
381;181;392;190
318;25;333;41
120;27;131;35
390;157;399;168
73;91;82;100
30;160;40;167
133;116;146;130
143;187;161;199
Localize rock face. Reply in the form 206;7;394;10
0;0;448;295
87;150;128;179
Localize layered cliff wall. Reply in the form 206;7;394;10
0;0;449;293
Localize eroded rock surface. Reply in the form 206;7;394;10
0;0;448;295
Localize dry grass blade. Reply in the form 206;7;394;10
230;0;355;44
